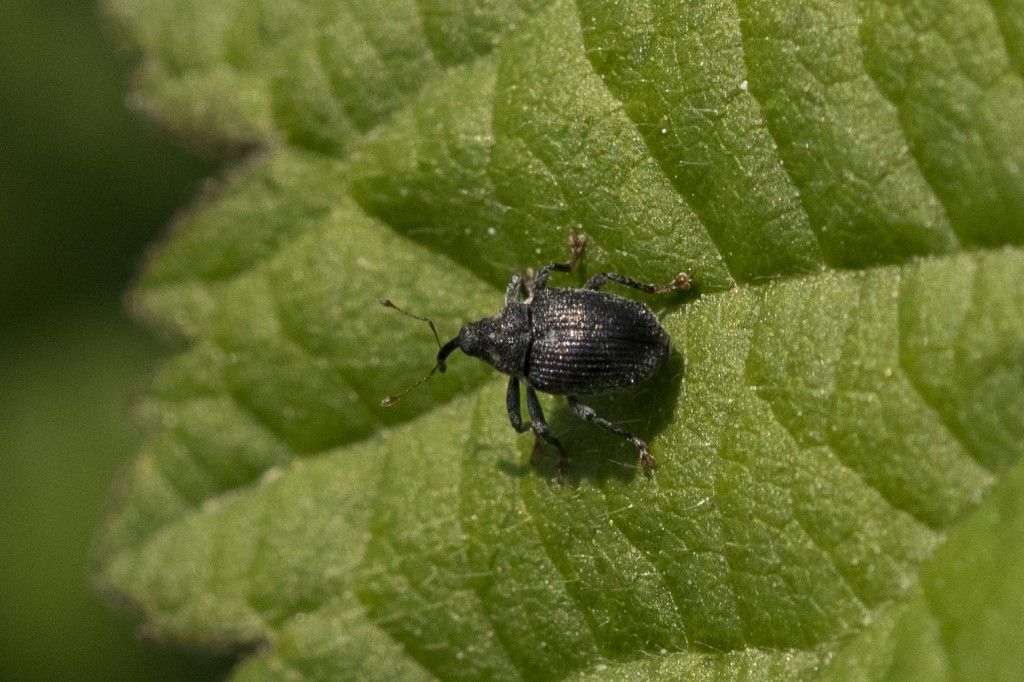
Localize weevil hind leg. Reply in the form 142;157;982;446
567;396;656;477
525;386;569;483
585;271;691;295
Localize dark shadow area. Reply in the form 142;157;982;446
0;0;216;325
495;457;534;479
0;310;240;682
0;1;234;680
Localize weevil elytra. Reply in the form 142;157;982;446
381;231;691;483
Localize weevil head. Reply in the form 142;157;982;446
450;317;491;359
380;301;527;407
433;317;504;372
448;305;530;376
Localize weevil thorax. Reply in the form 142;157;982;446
457;301;530;376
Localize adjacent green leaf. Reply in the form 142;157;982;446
98;0;1024;679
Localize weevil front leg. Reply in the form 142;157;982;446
533;229;587;290
507;378;542;467
525;386;568;483
567;396;656;477
506;377;531;434
585;271;691;295
505;273;529;305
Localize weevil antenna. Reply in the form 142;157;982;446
379;298;444;351
379;298;450;407
380;363;442;407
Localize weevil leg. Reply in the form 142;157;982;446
506;377;531;433
526;386;568;483
505;272;528;305
567;396;656;477
534;229;587;290
585;271;691;295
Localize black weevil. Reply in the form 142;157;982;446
381;231;691;483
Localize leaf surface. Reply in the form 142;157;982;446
98;0;1024;679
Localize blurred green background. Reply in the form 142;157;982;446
0;1;233;678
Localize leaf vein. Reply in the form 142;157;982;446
569;0;742;284
853;5;971;244
731;0;826;260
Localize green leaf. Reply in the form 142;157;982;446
97;0;1024;679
